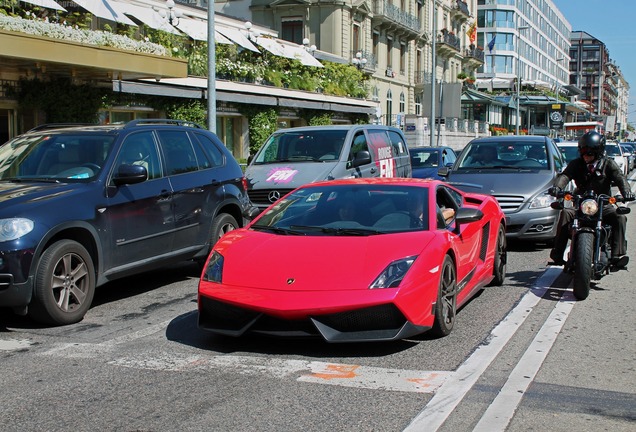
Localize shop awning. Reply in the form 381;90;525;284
255;37;323;67
71;0;137;26
215;25;259;52
115;2;180;35
128;77;378;114
20;0;66;11
175;18;231;44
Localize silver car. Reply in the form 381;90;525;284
438;135;567;242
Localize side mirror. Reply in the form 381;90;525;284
247;154;254;165
113;164;147;186
437;166;450;178
455;207;483;224
550;201;563;210
245;206;262;220
351;150;372;168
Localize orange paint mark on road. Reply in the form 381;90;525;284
311;364;360;380
407;372;441;389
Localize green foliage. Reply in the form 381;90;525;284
239;105;279;155
163;100;208;125
8;77;104;123
300;109;332;126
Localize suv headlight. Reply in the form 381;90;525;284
0;218;34;242
369;256;416;289
529;193;556;209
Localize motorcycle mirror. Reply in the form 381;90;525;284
550;201;563;210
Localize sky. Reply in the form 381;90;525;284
552;0;636;127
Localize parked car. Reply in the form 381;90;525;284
244;125;412;212
438;135;567;242
409;146;457;180
0;120;252;325
198;177;507;342
605;141;629;176
619;142;635;172
556;140;580;164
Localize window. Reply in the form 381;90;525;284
194;133;225;167
281;18;303;44
115;131;161;181
347;132;371;168
399;92;405;114
415;95;421;116
400;42;406;74
157;130;199;175
387;37;393;68
352;23;360;53
373;32;379;60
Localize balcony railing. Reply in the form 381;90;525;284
414;71;432;85
465;46;485;62
455;0;470;17
438;31;460;51
374;0;420;33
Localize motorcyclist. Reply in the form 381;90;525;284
549;131;635;268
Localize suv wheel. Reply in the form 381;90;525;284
211;213;239;244
29;240;96;326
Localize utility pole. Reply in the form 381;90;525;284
207;2;216;133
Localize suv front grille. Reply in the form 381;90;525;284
248;189;295;206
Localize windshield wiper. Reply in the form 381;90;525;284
290;225;382;236
251;225;306;235
2;177;61;183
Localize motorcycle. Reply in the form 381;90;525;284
550;190;633;300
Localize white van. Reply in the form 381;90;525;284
245;125;412;211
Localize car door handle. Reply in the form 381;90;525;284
210;179;221;186
159;189;171;200
369;168;377;174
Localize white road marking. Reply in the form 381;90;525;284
403;267;564;432
109;354;451;393
0;338;33;351
472;290;576;431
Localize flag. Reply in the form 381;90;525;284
487;34;496;53
467;22;477;44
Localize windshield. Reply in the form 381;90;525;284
410;149;439;167
605;145;621;157
253;130;347;163
456;141;549;170
0;133;115;181
252;184;430;235
558;146;579;163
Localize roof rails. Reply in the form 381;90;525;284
27;123;99;132
124;119;205;129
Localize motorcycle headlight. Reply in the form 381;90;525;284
580;199;598;216
369;256;416;289
529;193;557;209
0;218;34;242
202;251;224;283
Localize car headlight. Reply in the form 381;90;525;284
202;251;224;283
580;199;598;215
0;218;34;242
369;256;416;289
529;193;556;209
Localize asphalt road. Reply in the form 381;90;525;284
1;188;635;432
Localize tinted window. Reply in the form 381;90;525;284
387;130;408;156
115;131;161;180
193;132;224;167
157;130;198;175
347;132;371;167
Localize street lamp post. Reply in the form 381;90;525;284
516;26;528;135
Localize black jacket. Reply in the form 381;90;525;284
554;156;630;197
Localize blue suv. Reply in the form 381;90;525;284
0;120;251;325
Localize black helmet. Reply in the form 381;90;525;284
578;131;605;158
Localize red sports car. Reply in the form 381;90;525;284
198;178;506;342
